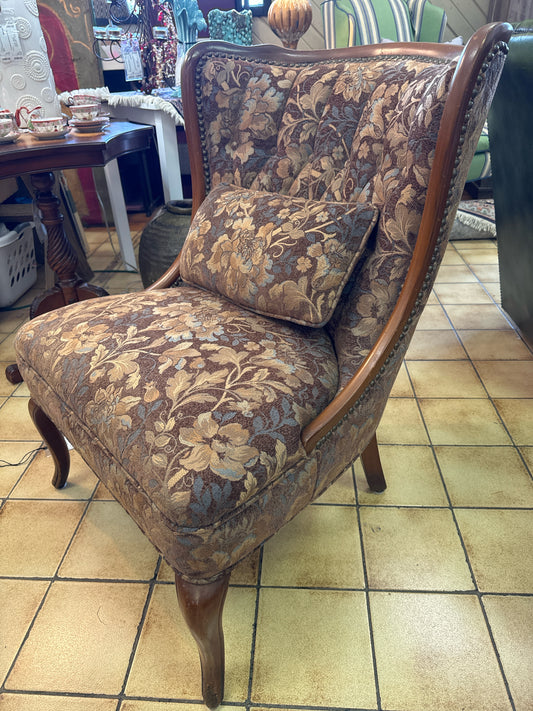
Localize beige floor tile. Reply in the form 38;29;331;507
355;445;447;506
426;289;439;304
389;362;413;396
315;467;356;504
0;397;39;441
0;310;27;334
0;500;85;577
453;239;496;251
475;361;533;397
377;398;429;444
440;248;464;266
485;282;502;302
407;361;486;398
361;508;473;591
494;399;533;445
434;264;477;283
433;282;493;304
455;509;533;593
0;579;49;684
469;263;501;282
5;581;148;695
0;362;21;396
520;445;533;471
0;695;118;710
459;248;499;265
122;703;241;711
261;505;364;588
436;446;533;507
0;333;17;361
59;501;159;580
419;398;511;445
459;329;532;360
126;585;255;703
0;442;41;496
406;330;466;360
371;592;512;711
416;304;452;330
483;595;533;711
252;588;376;708
93;480;115;499
12;448;98;500
444;304;513;331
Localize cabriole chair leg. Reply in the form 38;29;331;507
361;433;387;492
175;572;231;709
28;398;70;489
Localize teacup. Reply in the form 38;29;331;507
68;93;101;107
30;116;67;134
70;103;100;121
0;117;15;138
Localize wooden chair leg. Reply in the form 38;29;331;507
28;398;70;489
360;432;387;492
175;572;230;709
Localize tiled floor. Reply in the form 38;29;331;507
0;225;532;711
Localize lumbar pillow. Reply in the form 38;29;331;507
179;184;378;327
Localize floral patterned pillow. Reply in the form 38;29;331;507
180;184;379;327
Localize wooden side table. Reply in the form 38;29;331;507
1;120;154;384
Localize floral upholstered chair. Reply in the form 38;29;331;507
15;23;510;709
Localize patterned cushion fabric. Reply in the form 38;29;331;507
15;287;340;531
180;184;379;327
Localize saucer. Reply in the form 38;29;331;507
29;127;70;140
0;133;20;144
70;116;110;134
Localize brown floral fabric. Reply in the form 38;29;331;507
15;287;339;533
180;184;378;327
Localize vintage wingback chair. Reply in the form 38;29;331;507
15;23;510;709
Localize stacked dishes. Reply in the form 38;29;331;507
69;100;109;135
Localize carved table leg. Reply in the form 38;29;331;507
29;171;108;319
361;432;387;492
5;171;109;385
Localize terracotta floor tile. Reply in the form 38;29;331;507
406;329;467;360
458;329;532;360
361;507;473;590
419;398;511;445
433;282;493;304
0;442;41;496
252;588;376;708
126;585;255;703
377;398;429;444
455;509;533;593
261;505;364;588
0;579;49;684
407;360;486;398
0;695;118;710
494;399;533;445
436;445;533;507
59;501;159;580
5;581;148;695
355;445;447;506
370;592;512;711
444;304;513;330
0;500;85;577
475;361;533;397
12;448;98;500
417;303;453;330
434;264;477;283
0;397;39;441
483;596;533;711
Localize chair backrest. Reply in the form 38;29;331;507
322;0;447;49
180;25;510;404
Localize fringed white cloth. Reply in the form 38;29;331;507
58;88;184;127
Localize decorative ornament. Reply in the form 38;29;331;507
268;0;312;49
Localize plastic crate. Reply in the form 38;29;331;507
0;222;37;307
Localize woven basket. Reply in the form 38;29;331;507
138;199;192;287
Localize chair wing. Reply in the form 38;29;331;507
15;23;511;710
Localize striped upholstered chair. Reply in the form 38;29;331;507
322;0;492;185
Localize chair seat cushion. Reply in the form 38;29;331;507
15;286;339;530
